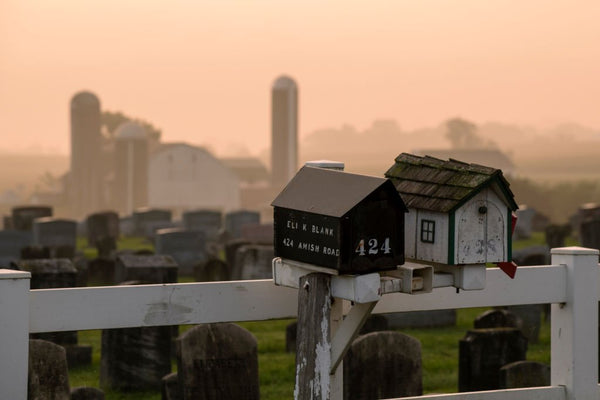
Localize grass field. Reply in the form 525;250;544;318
67;232;557;398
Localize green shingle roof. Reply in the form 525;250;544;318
384;153;518;213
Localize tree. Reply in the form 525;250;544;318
101;111;162;142
445;118;482;149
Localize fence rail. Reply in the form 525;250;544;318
1;247;599;399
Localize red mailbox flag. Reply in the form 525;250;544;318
496;213;519;279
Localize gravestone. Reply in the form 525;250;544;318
182;210;222;242
161;372;181;400
71;387;105;400
19;258;92;367
382;309;457;329
87;258;116;285
33;217;77;259
28;339;70;400
101;280;173;391
155;228;206;276
506;304;542;343
474;309;520;329
3;215;13;229
21;245;51;260
285;321;297;353
459;328;528;392
514;207;536;240
224;239;249;270
343;331;422;399
119;215;135;237
580;218;600;251
231;244;273;280
176;323;259;400
545;224;571;249
224;210;260;241
86;211;119;257
12;205;52;231
115;254;178;284
132;208;172;237
499;360;550;389
512;245;550;266
0;229;32;266
240;223;274;244
194;258;230;282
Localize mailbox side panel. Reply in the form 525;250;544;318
342;197;405;275
273;207;342;270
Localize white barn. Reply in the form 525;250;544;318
385;153;518;266
148;143;240;213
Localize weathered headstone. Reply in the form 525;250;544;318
506;304;542;344
224;239;249;269
71;387;105;400
514;206;536;240
19;258;92;367
231;244;273;280
12;205;52;231
87;257;117;285
21;245;51;260
28;339;70;400
224;210;260;240
194;258;230;282
459;328;528;392
382;309;457;329
580;218;600;251
474;309;520;329
101;324;172;390
155;228;206;276
119;215;135;237
240;223;274;244
32;217;77;259
545;224;571;249
512;245;549;266
499;360;550;389
3;215;13;229
86;211;119;257
182;209;222;242
0;229;32;266
161;372;181;400
176;323;259;400
343;331;422;399
115;254;178;284
132;208;172;237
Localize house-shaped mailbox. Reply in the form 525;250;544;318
272;166;408;275
385;153;518;267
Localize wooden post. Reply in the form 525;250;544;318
551;247;598;400
295;273;332;400
0;269;31;399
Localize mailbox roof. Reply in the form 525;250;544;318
385;153;518;213
272;166;406;217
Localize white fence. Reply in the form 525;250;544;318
0;247;598;399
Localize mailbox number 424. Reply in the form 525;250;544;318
355;238;391;256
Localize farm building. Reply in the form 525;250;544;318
385;153;518;266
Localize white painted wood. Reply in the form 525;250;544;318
331;273;381;303
436;264;486;291
456;191;487;264
392;385;566;400
0;269;31;400
415;210;449;264
485;189;507;262
433;272;454;288
330;301;377;374
373;265;567;314
272;257;338;289
29;279;298;332
551;247;599;400
404;208;417;259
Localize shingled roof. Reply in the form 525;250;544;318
384;153;518;213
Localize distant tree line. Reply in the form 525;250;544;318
101;111;161;142
510;177;600;223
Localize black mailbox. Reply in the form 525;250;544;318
272;166;407;275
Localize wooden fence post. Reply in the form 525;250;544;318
295;273;332;400
550;247;598;400
0;269;31;399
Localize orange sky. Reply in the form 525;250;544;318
1;0;599;156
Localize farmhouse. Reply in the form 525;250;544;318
385;153;518;266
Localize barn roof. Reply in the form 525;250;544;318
384;153;518;213
272;166;407;217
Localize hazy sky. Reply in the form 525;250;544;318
1;0;599;156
